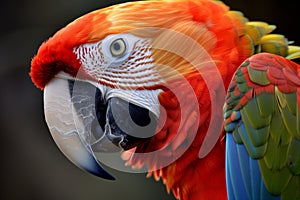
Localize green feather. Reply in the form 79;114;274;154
285;92;296;115
241;98;271;129
235;69;251;93
242;116;269;147
287;138;300;175
281;175;300;200
224;109;232;119
297;104;300;139
263;136;289;170
256;92;275;117
281;106;297;137
269;113;290;145
241;60;250;67
235;69;244;83
237;82;250;93
238;123;267;159
258;159;292;195
233;128;243;144
275;87;287;107
248;65;270;85
275;88;299;138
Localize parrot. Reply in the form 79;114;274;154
29;0;300;199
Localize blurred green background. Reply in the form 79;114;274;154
0;0;299;199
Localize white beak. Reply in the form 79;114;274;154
43;76;115;180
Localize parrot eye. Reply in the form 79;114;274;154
110;38;126;57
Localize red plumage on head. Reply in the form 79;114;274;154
30;10;110;89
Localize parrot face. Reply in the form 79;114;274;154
31;0;220;181
39;32;164;180
31;0;230;197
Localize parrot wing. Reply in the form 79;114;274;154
224;52;300;200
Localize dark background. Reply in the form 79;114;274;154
0;0;299;199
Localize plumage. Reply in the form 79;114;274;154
224;53;300;199
30;0;300;200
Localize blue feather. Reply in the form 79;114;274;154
226;134;249;200
250;156;261;199
236;143;252;199
226;134;281;200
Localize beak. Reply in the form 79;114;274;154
43;72;159;180
44;76;115;180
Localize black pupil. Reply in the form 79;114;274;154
113;42;121;51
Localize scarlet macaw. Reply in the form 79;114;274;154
30;0;300;199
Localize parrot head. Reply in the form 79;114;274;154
30;0;228;182
31;3;165;180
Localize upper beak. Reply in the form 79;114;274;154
43;76;115;180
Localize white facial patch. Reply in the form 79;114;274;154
73;33;163;88
106;87;162;118
72;34;164;118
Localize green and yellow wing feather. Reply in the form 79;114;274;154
224;53;300;199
